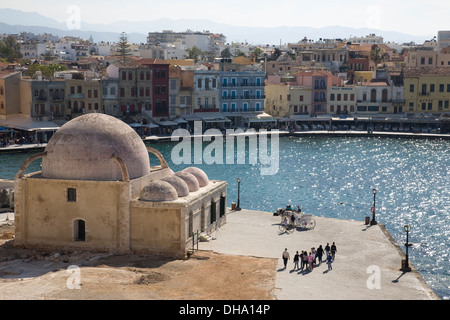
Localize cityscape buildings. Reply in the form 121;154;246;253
0;29;449;141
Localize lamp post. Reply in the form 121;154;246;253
401;224;412;272
236;177;241;211
370;188;377;225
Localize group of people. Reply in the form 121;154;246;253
282;242;337;272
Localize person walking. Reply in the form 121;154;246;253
282;248;290;269
327;252;333;271
331;242;337;261
325;243;330;260
301;251;307;270
317;245;324;264
308;252;314;271
293;251;300;270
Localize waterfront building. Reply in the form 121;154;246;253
106;58;170;118
291;69;342;115
193;69;220;113
219;60;265;113
404;67;450;113
65;78;102;117
101;78;120;116
265;79;311;118
26;79;66;120
14;113;227;258
328;85;357;115
0;71;21;120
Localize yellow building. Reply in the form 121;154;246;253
14;113;227;258
404;67;450;113
65;78;102;116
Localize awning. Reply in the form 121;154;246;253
156;120;178;126
245;112;276;123
128;122;142;128
173;118;188;124
200;115;231;123
276;117;292;122
143;123;159;129
0;115;60;131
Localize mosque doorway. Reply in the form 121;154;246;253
74;219;86;241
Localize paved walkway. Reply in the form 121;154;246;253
199;209;440;300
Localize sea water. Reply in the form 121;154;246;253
1;135;448;299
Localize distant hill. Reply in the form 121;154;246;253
0;8;433;45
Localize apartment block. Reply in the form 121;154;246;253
404;67;450;113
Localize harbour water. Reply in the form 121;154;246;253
0;135;448;299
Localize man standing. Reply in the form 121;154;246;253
282;248;290;269
331;242;337;261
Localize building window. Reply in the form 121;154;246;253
410;84;414;92
220;196;226;217
439;84;444;92
422;84;427;95
210;200;217;224
409;102;414;111
370;89;377;102
73;219;85;241
430;84;435;93
67;188;77;202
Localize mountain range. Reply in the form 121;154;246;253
0;8;434;46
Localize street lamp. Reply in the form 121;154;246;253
401;224;412;272
236;177;241;211
370;188;377;225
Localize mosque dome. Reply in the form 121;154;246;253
140;180;178;202
41;113;151;181
174;172;199;192
160;175;190;197
182;167;209;187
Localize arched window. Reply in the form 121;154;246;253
382;89;388;102
320;80;326;89
371;89;377;102
74;219;85;241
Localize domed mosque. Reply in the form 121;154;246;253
14;114;227;258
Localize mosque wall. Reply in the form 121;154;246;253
14;175;125;251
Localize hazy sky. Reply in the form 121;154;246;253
1;0;449;36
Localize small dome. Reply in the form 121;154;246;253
41;113;150;181
182;167;209;187
140;180;178;202
160;175;190;197
174;172;199;192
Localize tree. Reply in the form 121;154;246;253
184;46;203;62
220;47;232;59
25;63;67;79
116;32;131;63
370;46;384;69
252;47;263;61
0;35;22;62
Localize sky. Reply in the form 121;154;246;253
0;0;449;36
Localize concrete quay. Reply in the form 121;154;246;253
198;208;440;300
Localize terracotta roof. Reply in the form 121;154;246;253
404;67;450;77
